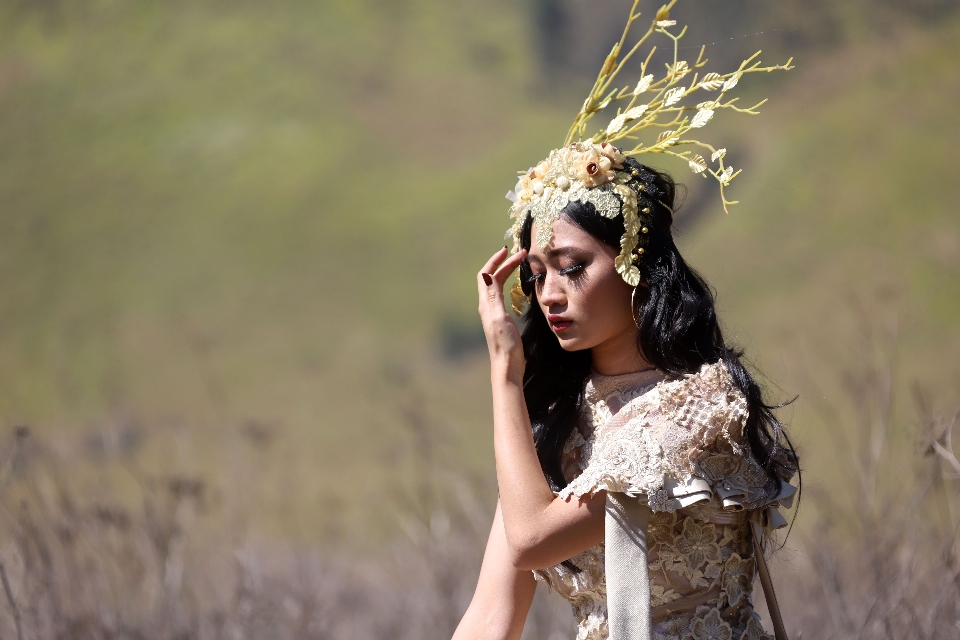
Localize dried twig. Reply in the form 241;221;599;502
0;562;23;640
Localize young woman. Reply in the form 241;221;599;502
451;152;799;640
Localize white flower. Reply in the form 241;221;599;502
606;114;628;135
624;104;648;119
656;19;677;27
664;86;685;106
711;148;726;162
721;72;741;93
719;165;734;185
690;108;714;128
688;155;707;173
699;72;723;90
633;74;654;95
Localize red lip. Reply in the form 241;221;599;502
548;314;573;333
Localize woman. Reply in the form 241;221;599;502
452;148;798;640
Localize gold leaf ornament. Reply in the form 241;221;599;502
699;72;723;90
510;281;529;316
690;108;714;128
664;86;686;106
633;74;654;95
719;166;735;185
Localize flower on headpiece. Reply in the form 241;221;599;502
577;147;616;187
598;142;626;168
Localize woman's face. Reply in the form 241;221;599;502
527;215;638;354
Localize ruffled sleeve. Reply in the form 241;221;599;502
558;361;792;520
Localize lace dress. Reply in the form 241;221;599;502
532;362;795;640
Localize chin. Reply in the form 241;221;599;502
555;334;592;352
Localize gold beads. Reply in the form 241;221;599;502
638;184;646;192
637;247;645;256
641;226;649;234
642;207;651;214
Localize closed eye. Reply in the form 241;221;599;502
558;263;586;277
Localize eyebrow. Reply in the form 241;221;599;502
529;246;586;261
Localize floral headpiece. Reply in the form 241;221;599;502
506;0;792;293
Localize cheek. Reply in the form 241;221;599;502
579;271;634;329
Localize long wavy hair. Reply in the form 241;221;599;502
517;161;799;502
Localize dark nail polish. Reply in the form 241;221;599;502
482;273;493;286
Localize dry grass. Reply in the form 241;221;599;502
777;329;960;639
0;334;956;639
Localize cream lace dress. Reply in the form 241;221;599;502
532;362;795;640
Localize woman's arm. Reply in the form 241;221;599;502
478;248;607;571
452;502;537;640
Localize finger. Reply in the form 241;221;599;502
478;246;510;281
491;249;527;285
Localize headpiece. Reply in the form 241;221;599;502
506;0;792;299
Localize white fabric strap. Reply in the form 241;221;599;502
604;492;651;640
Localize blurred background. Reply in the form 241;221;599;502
0;0;958;638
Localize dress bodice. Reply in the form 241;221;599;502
532;362;791;640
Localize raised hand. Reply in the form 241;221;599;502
477;246;528;384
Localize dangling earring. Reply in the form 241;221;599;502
631;286;642;329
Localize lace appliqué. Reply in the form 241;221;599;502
557;362;766;510
535;362;780;640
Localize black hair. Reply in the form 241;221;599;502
517;160;799;506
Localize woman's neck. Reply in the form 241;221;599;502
590;327;652;376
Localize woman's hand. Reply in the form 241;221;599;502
477;246;528;384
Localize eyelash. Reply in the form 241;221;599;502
525;263;585;284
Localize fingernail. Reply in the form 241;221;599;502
482;273;493;286
503;245;508;250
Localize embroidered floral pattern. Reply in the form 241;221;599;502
534;363;781;640
738;616;773;640
651;584;682;607
690;608;733;640
721;553;755;609
674;518;722;576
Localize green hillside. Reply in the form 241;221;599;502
0;1;957;542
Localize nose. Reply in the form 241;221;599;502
538;269;567;308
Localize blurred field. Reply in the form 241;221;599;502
0;0;958;637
